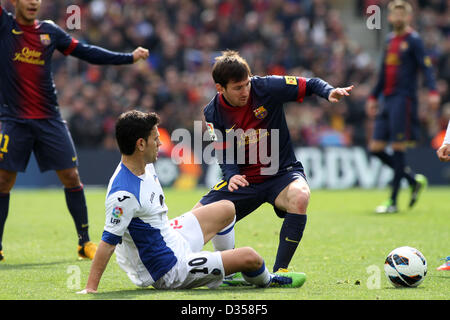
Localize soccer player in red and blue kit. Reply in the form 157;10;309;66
193;50;354;277
0;0;149;261
365;0;440;213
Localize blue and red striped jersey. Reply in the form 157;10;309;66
0;6;134;119
370;29;437;99
204;75;333;183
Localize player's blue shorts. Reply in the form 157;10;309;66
0;117;78;172
199;164;307;221
373;94;419;142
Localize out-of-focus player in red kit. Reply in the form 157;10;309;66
0;0;149;261
366;0;440;214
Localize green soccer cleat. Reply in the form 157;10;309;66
220;272;252;287
409;174;427;208
268;271;306;288
375;199;398;213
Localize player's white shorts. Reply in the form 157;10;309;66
116;211;225;289
153;211;225;289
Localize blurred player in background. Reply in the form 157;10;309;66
0;0;149;261
365;0;440;213
78;110;306;293
193;50;353;278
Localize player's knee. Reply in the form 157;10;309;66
240;247;263;271
0;170;16;192
57;168;81;188
217;200;236;225
287;187;310;213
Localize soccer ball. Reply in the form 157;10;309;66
384;246;427;288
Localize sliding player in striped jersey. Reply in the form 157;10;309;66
78;111;306;292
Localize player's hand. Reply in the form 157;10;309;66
365;98;378;119
132;47;149;63
328;85;354;103
228;175;249;192
76;288;97;294
428;92;440;110
436;144;450;162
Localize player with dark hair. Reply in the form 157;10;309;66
0;0;149;261
193;50;353;278
365;0;440;213
77;110;306;293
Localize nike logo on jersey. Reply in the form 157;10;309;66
12;29;23;35
225;124;236;133
118;195;130;202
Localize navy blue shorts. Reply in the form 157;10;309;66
373;94;419;143
199;166;307;221
0;118;78;172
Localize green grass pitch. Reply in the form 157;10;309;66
0;187;448;300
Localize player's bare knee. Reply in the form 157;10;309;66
287;187;310;213
217;200;236;225
57;168;81;188
0;170;16;192
241;247;263;270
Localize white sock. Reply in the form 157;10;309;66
242;261;272;287
212;216;236;251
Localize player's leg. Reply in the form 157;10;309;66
220;247;271;286
195;182;262;252
0;119;35;260
55;167;92;249
369;139;398;212
33;119;96;258
0;169;17;260
368;102;399;172
387;96;422;210
272;176;310;272
190;200;236;244
220;247;306;288
192;199;236;252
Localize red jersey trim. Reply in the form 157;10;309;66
296;77;306;103
63;38;79;56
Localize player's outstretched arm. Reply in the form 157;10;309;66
77;240;116;294
69;42;149;65
328;85;354;103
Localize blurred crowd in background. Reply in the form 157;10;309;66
5;0;449;149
